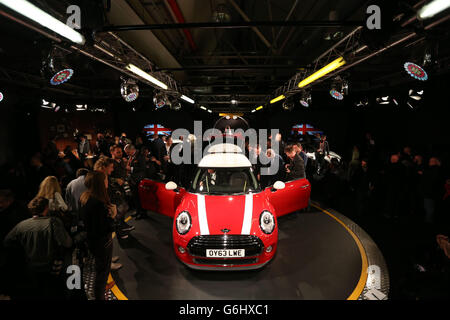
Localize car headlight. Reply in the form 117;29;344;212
259;210;275;234
176;211;192;235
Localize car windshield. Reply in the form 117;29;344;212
191;167;260;195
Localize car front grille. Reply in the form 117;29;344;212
187;235;264;258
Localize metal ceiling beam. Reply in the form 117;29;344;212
101;20;365;32
155;65;306;71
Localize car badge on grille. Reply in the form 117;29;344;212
221;228;230;234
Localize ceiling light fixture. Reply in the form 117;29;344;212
409;89;424;100
417;0;450;20
0;91;3;102
0;0;85;45
180;94;195;104
298;57;346;88
404;62;428;81
120;78;139;102
126;64;168;90
299;91;312;107
270;95;285;104
256;106;264;111
282;98;295;111
153;92;167;109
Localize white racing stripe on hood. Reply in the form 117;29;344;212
197;194;209;235
241;193;253;235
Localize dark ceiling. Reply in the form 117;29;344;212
0;0;449;112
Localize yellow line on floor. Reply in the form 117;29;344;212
109;215;132;300
311;203;368;300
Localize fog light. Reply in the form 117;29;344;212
266;246;273;253
178;246;186;254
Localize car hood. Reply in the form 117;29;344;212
179;192;269;236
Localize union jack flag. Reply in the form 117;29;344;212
291;124;323;136
143;124;172;137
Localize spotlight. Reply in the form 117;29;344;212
417;0;450;20
76;104;87;111
282;98;294;111
0;91;4;102
41;47;74;86
120;78;139;102
330;89;343;100
355;97;369;107
376;96;391;104
171;100;182;111
299;91;311;107
409;89;424;100
231;99;238;105
153;92;167;109
404;62;428;81
212;3;231;22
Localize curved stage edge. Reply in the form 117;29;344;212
107;201;389;300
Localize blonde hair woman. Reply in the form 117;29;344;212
35;176;68;213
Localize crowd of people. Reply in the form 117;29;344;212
0;130;177;300
0;127;448;300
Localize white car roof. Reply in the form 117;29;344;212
198;152;251;168
206;143;243;154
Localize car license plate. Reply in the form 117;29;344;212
206;249;245;258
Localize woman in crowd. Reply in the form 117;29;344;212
34;176;68;215
80;171;117;300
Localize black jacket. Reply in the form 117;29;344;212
286;154;305;181
128;150;147;185
80;197;114;247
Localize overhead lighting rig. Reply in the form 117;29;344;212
282;97;295;111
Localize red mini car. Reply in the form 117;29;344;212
139;144;311;270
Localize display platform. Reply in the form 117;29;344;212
107;202;389;300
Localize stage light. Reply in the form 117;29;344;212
153;92;167;109
171;100;182;111
409;89;424;100
76;104;87;111
120;78;139;102
282;98;294;111
299;91;311;107
298;57;346;88
180;95;195;104
126;64;168;90
54;105;60;112
392;98;398;106
407;101;415;109
0;91;4;102
330;89;344;100
0;0;85;44
251;109;256;113
41;47;74;86
212;3;231;23
417;0;450;20
208;109;213;113
404;62;428;81
256;106;264;111
376;97;390;104
270;95;285;104
200;106;207;111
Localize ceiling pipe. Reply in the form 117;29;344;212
165;0;197;51
101;20;364;32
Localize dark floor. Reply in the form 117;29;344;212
310;175;450;300
111;208;363;300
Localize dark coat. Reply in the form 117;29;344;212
286;154;305;181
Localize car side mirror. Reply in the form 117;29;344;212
165;181;178;192
271;181;285;192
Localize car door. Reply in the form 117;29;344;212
138;179;186;217
265;178;311;217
